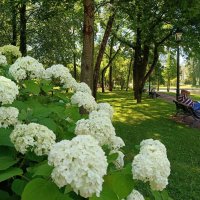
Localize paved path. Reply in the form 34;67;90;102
157;92;176;103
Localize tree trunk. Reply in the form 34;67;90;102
109;65;113;91
192;59;196;86
72;28;77;80
101;37;120;93
19;2;27;56
167;78;170;92
120;80;125;90
126;56;133;91
133;28;159;103
108;36;115;92
81;0;94;91
11;0;17;46
133;28;143;103
101;69;105;93
93;13;115;99
73;52;77;80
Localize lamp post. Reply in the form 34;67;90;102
157;65;164;91
175;29;183;100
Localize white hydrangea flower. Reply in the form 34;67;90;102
0;76;19;105
0;107;19;128
63;76;77;89
74;82;92;94
48;135;108;198
75;117;116;147
10;123;56;156
132;139;170;191
126;189;145;200
0;53;7;65
0;45;21;58
109;136;125;151
9;56;45;81
71;91;97;112
45;64;77;89
140;138;167;154
89;110;110;120
110;150;124;169
97;102;114;119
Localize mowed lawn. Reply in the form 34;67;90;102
97;90;200;200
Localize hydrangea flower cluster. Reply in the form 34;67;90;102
48;135;108;198
0;107;19;128
45;64;77;89
75;117;116;147
0;45;21;58
10;123;56;156
9;56;45;81
131;139;170;191
97;102;114;119
0;76;19;105
0;53;7;65
109;135;125;150
74;82;92;94
71;91;97;112
75;109;125;150
89;110;111;120
124;189;145;200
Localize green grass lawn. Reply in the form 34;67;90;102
97;90;200;200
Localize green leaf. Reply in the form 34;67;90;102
11;179;27;196
18;109;29;121
24;80;40;95
28;161;53;178
22;178;72;200
89;181;119;200
0;156;18;170
12;100;28;110
37;118;57;132
90;165;134;200
160;190;174;200
54;92;69;102
151;191;162;200
0;128;14;147
48;104;68;119
41;82;53;93
25;151;46;163
0;167;23;182
104;171;135;199
0;190;10;200
0;146;16;158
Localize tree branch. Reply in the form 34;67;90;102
112;31;135;49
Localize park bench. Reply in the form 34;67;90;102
149;89;160;99
173;100;200;120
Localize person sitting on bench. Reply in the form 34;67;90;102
178;89;200;111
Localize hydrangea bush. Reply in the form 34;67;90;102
0;44;21;64
0;48;173;200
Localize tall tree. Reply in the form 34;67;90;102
93;1;116;99
162;49;176;92
81;0;94;90
19;0;27;56
111;0;200;102
10;0;18;46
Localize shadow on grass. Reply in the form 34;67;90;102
98;90;200;200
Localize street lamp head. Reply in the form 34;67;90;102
175;29;183;41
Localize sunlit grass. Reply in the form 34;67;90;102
97;90;200;200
